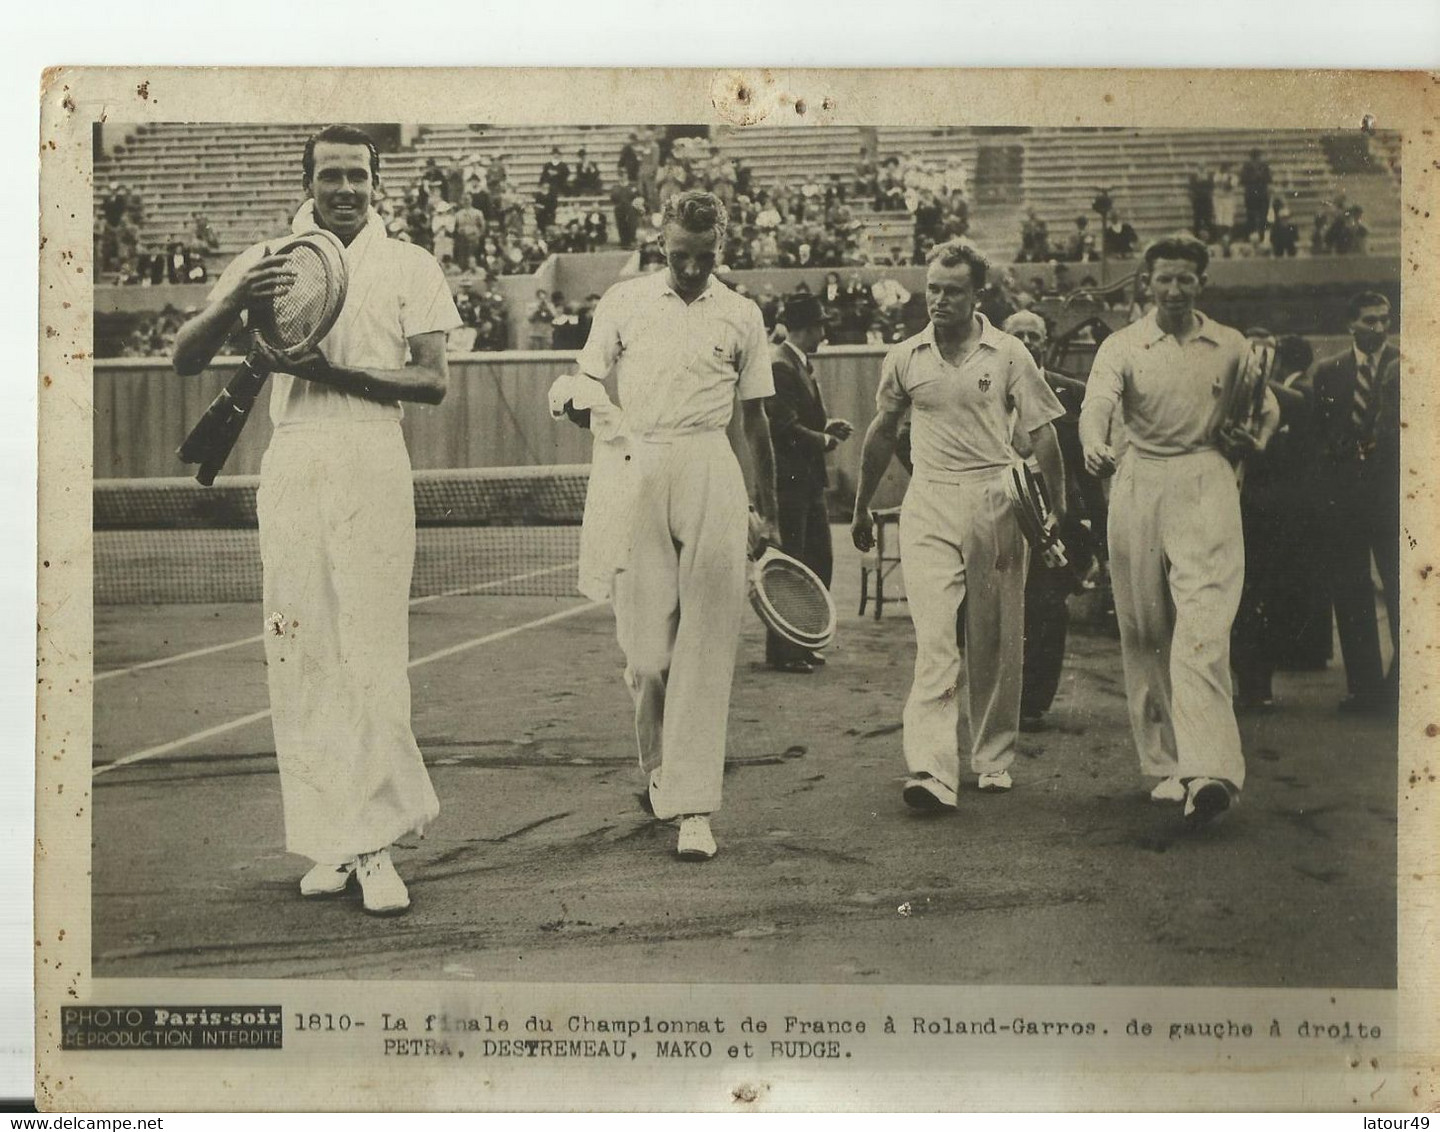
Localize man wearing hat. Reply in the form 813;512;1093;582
766;292;853;672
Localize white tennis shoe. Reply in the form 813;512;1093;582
676;816;717;861
902;775;958;812
1183;778;1235;828
1149;776;1186;803
299;859;355;897
356;848;411;915
978;771;1013;792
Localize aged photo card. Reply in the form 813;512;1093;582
35;67;1440;1110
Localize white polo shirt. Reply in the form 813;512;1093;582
576;271;774;435
878;315;1064;481
1079;309;1249;457
209;210;461;426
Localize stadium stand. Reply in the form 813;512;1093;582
92;123;1402;358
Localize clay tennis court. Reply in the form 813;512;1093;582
91;527;1398;988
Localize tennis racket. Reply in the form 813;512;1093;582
748;540;837;651
1219;339;1276;439
1005;460;1068;569
177;229;349;485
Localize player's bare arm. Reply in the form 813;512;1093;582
738;397;780;537
171;254;296;376
1078;407;1117;478
265;330;450;406
1028;421;1067;522
850;406;905;551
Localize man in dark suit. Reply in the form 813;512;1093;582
1236;334;1332;681
1306;291;1400;713
765;293;854;673
1002;311;1102;731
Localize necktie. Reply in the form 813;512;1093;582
1351;357;1374;436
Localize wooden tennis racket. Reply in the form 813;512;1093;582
177;229;349;485
748;540;837;650
1005;459;1069;569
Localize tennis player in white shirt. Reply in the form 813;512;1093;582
569;189;779;861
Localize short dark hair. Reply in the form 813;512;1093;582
925;238;989;288
1347;290;1390;319
1142;233;1210;275
302;124;380;187
662;189;727;242
1275;334;1314;375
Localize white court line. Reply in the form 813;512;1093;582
93;561;579;683
93;599;602;779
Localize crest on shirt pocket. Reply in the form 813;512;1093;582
978;375;992;392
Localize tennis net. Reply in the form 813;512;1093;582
94;465;590;604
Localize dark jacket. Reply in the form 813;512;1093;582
767;341;830;497
1307;342;1401;472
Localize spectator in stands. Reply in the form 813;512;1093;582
525;288;556;350
1211;162;1238;239
1065;216;1097;263
838;272;878;345
449;283;480;353
637;130;661;213
876;157;907;211
912;189;946;260
617;133;641;185
611;180;643;249
420;157;447;205
165;241;188;284
582;207;609;249
431;200;455;266
103;182;128;227
486;154;509;196
706;146;737;205
1186;165;1215;240
1018;208;1051;263
1102;208;1139;258
657;155;688;207
443;155;465;206
1328;206;1369;255
1269;204;1299;257
574;148;603;195
539;147;570;198
871;272;910;336
451;198;485;272
405;192;432;252
1239;148;1273;240
854;146;879;201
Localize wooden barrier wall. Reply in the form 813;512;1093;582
92;348;900;502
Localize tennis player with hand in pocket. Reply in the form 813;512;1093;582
172;125;461;915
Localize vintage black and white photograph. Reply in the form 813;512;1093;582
35;67;1439;1111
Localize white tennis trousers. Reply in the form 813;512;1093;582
900;469;1028;787
612;430;749;819
257;420;439;864
1108;448;1246;788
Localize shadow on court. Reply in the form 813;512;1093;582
92;532;1399;987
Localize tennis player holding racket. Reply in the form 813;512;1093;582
172;125;461;914
570;189;778;861
850;240;1066;812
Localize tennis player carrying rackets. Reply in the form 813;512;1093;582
172;125;462;914
568;189;779;861
851;239;1066;812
